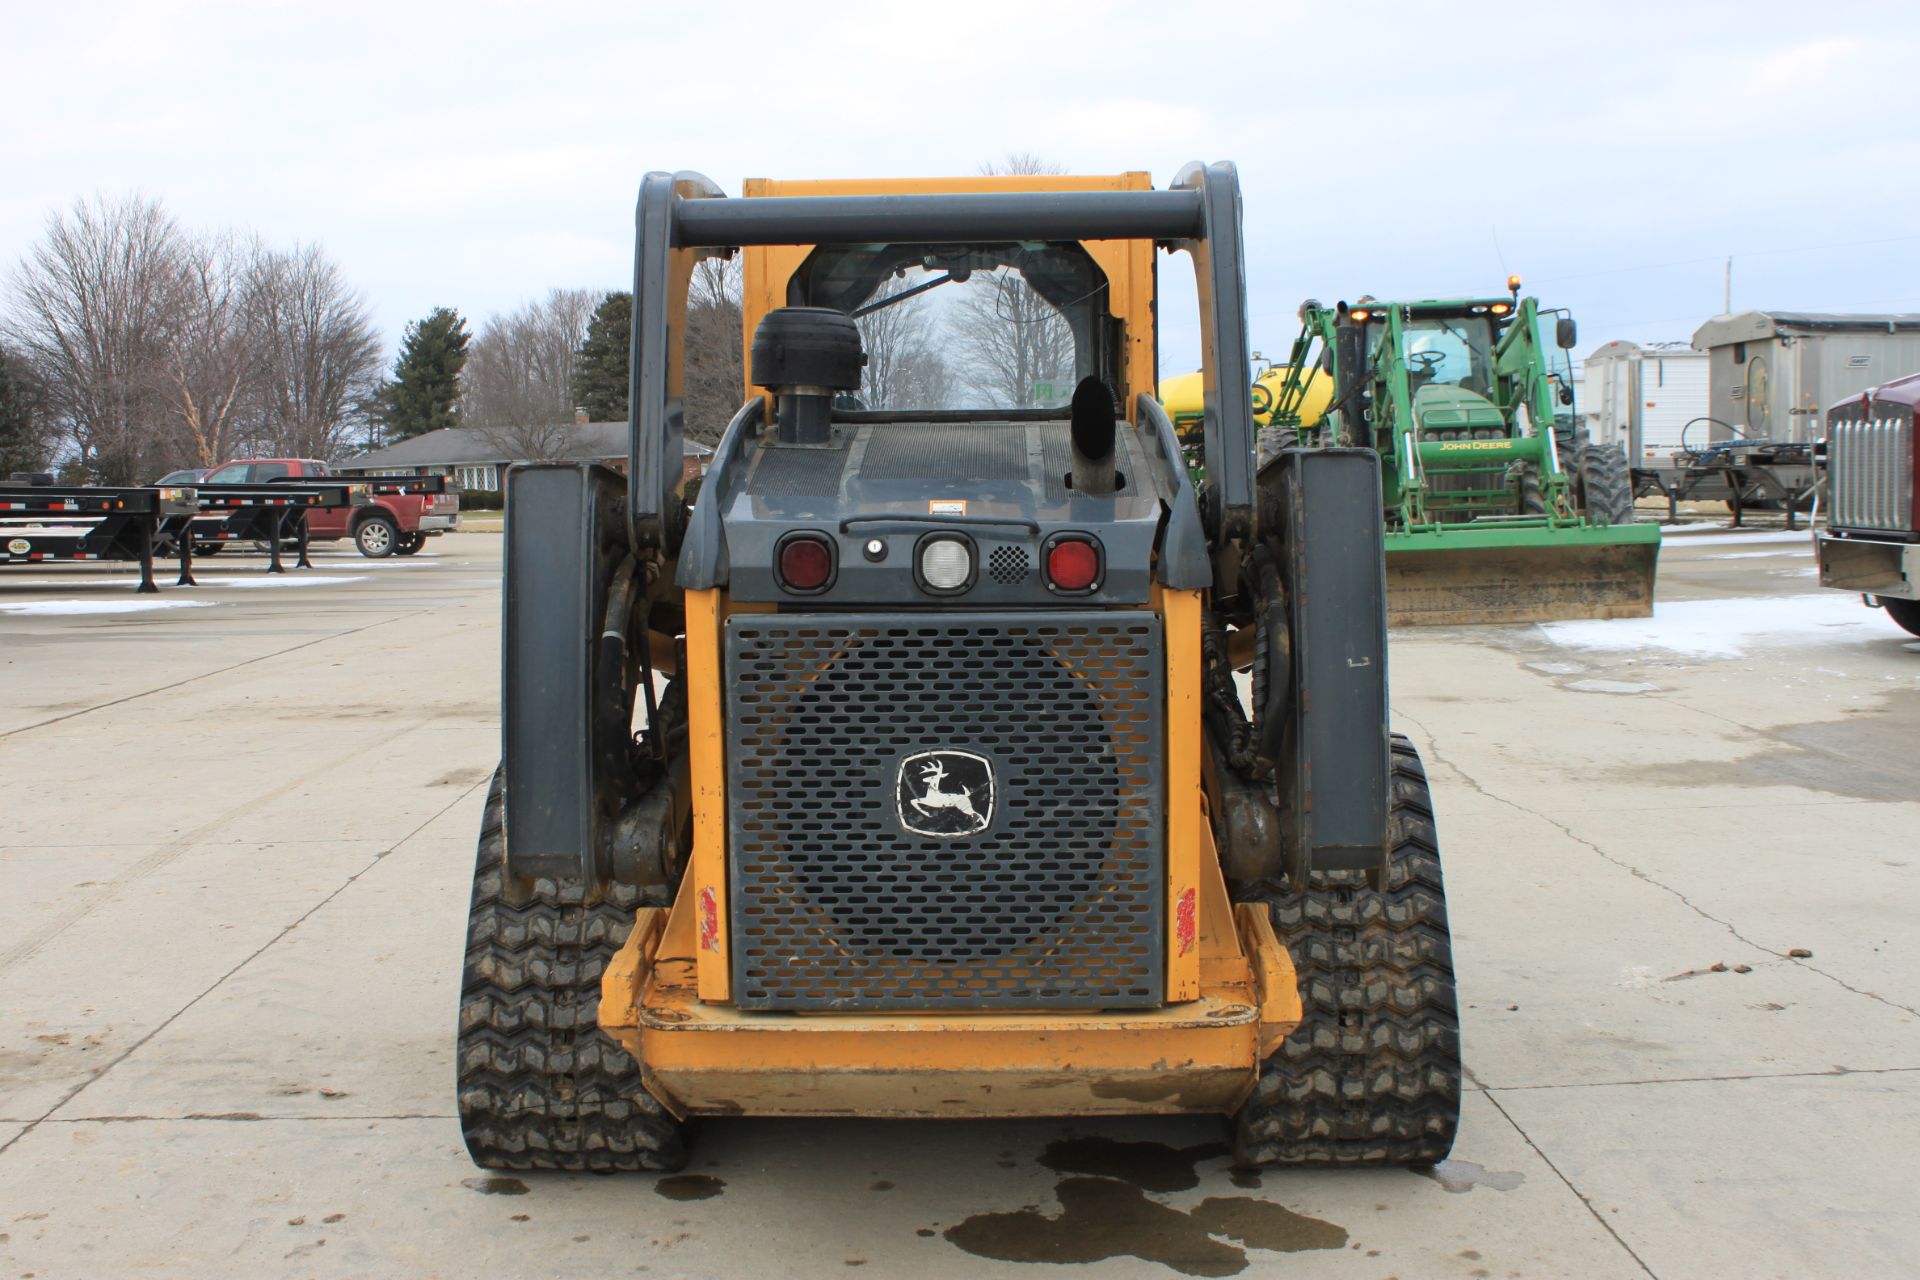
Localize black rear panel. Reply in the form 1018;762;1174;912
724;610;1165;1011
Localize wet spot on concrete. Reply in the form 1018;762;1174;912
1417;1160;1525;1194
462;1176;529;1196
870;1180;894;1192
322;1213;345;1224
945;1177;1347;1276
1037;1136;1229;1193
916;1228;936;1238
1606;690;1920;802
654;1174;725;1202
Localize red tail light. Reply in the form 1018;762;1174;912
777;534;835;593
1045;536;1101;592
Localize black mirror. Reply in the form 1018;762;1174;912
1555;316;1578;349
1559;386;1574;406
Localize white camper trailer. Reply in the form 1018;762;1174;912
1583;340;1709;473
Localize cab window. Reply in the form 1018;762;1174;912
204;464;250;483
251;462;292;481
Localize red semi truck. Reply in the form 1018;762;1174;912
198;458;460;557
1816;373;1920;636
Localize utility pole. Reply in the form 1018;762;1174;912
1724;257;1732;314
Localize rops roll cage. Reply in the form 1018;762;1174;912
622;161;1259;552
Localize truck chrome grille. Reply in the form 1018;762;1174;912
1829;402;1915;532
722;611;1165;1012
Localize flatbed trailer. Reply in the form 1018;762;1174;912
1638;438;1816;527
0;484;200;592
165;481;371;574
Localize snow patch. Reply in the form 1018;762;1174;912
1565;679;1660;695
1540;594;1884;658
1662;530;1815;549
0;598;213;616
1705;549;1812;560
192;575;368;588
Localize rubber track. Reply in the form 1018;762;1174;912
456;769;686;1171
1232;734;1462;1167
1578;437;1636;526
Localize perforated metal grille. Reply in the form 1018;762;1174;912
988;545;1030;584
724;611;1164;1011
862;424;1027;481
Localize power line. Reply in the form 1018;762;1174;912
1534;232;1920;287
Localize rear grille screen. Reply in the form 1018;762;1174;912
723;611;1165;1011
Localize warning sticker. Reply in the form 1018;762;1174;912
928;499;967;516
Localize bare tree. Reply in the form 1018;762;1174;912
4;193;185;483
246;243;383;460
464;287;599;461
684;256;743;443
855;276;951;409
948;154;1077;408
161;232;258;467
950;268;1077;409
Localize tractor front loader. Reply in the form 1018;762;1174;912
456;164;1460;1173
1264;288;1661;626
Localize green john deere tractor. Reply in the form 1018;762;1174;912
1262;283;1660;625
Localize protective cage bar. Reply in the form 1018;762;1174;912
674;189;1203;247
722;610;1166;1011
626;162;1258;552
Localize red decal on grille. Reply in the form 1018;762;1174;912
698;886;720;952
1175;887;1197;956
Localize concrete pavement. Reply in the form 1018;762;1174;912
1;525;1915;1278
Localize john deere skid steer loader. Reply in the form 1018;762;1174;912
456;164;1459;1172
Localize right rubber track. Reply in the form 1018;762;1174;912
456;768;686;1172
1232;734;1462;1167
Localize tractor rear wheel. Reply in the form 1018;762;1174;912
1577;437;1636;526
1231;733;1461;1167
1877;596;1920;638
1517;463;1547;516
456;768;686;1172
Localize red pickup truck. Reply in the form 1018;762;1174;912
198;458;460;557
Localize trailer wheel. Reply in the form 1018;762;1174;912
457;767;687;1172
354;513;398;558
1231;733;1461;1167
1577;437;1636;526
395;531;426;556
194;543;222;557
1877;596;1920;638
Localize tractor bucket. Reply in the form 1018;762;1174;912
1382;521;1661;626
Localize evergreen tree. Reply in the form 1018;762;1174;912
570;291;631;422
383;306;471;440
0;347;46;476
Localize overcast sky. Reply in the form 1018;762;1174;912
6;1;1917;376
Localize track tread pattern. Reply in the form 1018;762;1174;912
1232;734;1461;1167
457;769;685;1172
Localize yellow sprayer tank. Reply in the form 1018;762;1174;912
1158;365;1331;435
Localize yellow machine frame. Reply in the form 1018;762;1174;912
598;173;1301;1118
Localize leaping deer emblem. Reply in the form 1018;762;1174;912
900;751;992;836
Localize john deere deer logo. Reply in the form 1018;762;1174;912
897;750;994;838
